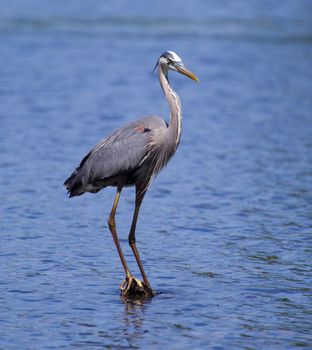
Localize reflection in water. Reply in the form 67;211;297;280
122;297;151;328
121;297;153;346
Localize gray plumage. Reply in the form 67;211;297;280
64;51;198;297
65;116;169;196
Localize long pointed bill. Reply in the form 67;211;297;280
175;65;199;82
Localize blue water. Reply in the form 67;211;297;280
1;1;312;349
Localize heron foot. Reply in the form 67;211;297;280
120;275;154;298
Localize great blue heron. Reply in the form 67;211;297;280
64;51;198;298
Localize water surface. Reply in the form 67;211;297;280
1;1;312;349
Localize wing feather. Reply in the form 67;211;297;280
64;116;167;196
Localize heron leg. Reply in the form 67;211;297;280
108;185;131;277
128;184;154;296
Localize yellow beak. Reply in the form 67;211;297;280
176;65;199;82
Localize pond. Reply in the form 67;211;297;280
1;1;312;349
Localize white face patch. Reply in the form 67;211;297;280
159;57;168;65
167;51;182;63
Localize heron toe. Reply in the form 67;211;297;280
120;275;154;298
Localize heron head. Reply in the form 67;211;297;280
156;51;199;82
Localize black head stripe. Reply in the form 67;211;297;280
161;51;174;61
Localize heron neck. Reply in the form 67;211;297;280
158;64;182;150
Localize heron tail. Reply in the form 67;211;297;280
64;169;84;197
